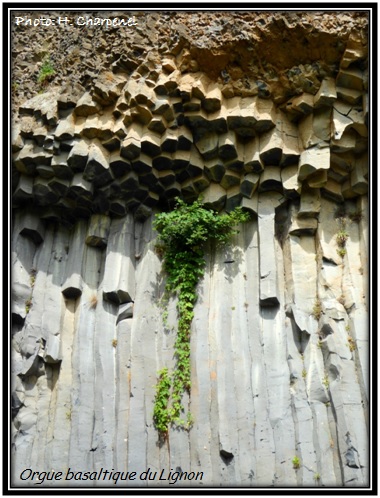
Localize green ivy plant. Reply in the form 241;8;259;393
153;368;172;434
152;198;250;437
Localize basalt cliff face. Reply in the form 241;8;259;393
11;10;369;488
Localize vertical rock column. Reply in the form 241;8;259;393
61;221;88;299
102;215;136;305
257;192;281;306
12;210;44;325
126;217;162;481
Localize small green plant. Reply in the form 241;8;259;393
112;339;118;348
347;336;356;352
25;297;33;314
37;58;56;86
336;230;349;247
345;324;351;332
335;217;349;259
337;247;347;258
174;414;194;430
312;298;322;321
152;198;250;436
186;411;194;429
314;472;321;482
292;456;301;469
325;401;330;407
28;268;37;292
302;368;307;379
317;340;323;349
322;374;329;389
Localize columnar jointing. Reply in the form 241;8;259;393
12;14;369;488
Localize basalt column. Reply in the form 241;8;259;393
11;11;369;487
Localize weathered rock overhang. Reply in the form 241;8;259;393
12;11;368;225
11;10;370;488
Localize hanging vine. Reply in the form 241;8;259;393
152;198;250;438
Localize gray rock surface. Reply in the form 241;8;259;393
11;11;369;488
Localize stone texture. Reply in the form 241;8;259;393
314;77;337;108
116;302;134;324
102;216;136;305
259;167;283;193
11;10;369;490
336;68;364;91
298;186;321;217
18;212;45;245
281;165;300;198
202;183;227;211
259;126;282;165
289;216;318;236
11;198;369;488
350;154;368;195
85;214;111;248
298;146;330;182
257;193;281;306
83;141;112;186
240;173;260;199
74;91;101;116
13;175;34;204
61;221;87;298
13;141;51;176
244;138;264;173
19;90;59;125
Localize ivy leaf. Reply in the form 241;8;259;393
152;198;250;435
